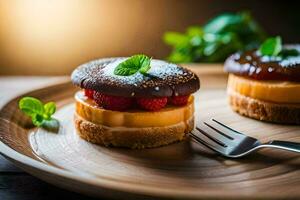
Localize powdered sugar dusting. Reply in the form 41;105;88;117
102;58;184;85
102;58;145;85
280;56;300;67
147;59;183;77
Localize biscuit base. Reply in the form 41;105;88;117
228;90;300;124
74;114;194;149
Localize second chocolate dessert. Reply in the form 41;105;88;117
225;39;300;124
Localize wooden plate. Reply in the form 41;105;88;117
0;67;300;199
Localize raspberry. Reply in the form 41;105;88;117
93;92;133;111
84;89;94;99
170;95;190;106
136;97;168;111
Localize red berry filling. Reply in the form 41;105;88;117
83;90;190;111
169;95;190;106
93;92;133;111
136;97;168;111
84;89;94;99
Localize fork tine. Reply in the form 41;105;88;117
201;122;237;147
196;126;227;147
210;119;245;140
190;130;227;155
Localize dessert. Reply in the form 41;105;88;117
71;55;200;148
225;37;300;124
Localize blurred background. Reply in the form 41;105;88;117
0;0;299;75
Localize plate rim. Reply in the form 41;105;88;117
0;80;299;199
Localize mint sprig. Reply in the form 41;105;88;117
279;48;299;58
258;36;299;58
19;97;59;132
114;54;151;76
258;36;282;56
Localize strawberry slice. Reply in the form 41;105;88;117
136;97;168;111
170;95;190;106
93;92;133;111
84;89;94;99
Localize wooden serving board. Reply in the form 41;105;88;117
0;66;299;200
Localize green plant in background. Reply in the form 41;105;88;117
163;11;267;63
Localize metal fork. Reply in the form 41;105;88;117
190;119;300;158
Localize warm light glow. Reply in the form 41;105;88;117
0;0;172;75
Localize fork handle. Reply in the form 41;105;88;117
264;140;300;153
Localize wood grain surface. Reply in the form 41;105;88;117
0;66;299;200
0;76;103;200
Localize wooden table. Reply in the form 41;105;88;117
0;76;99;200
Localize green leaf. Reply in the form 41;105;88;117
114;54;151;76
41;118;60;133
163;11;267;63
31;113;44;127
190;35;202;46
163;32;189;47
201;33;243;62
186;26;203;37
167;49;193;63
19;97;44;117
19;96;57;128
44;102;56;119
204;11;266;39
204;13;241;34
279;48;299;58
259;36;282;56
139;61;151;75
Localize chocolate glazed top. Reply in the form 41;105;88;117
224;45;300;82
71;58;200;98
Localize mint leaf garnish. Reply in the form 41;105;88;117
31;113;44;127
19;97;44;117
139;61;151;75
279;48;299;58
259;36;282;56
43;102;56;119
258;36;299;58
19;97;59;132
41;118;60;132
114;54;151;76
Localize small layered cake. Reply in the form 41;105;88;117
225;41;300;124
71;55;200;148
